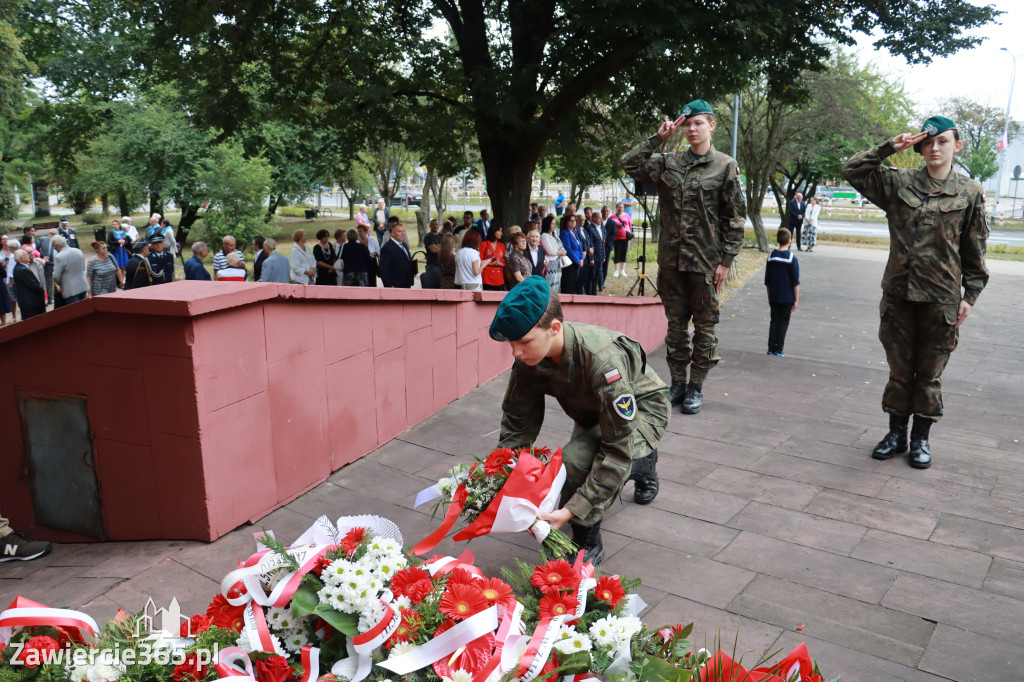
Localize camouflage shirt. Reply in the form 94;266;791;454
497;322;670;521
620;135;747;274
843;140;989;305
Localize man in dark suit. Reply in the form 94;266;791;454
13;250;45;320
37;227;56;302
787;191;806;251
378;223;415;288
472;209;491;240
601;205;616;283
585;210;608;293
252;235;267;281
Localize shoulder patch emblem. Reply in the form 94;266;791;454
604;369;622;384
612;393;636;421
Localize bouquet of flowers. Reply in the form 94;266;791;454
414;446;577;559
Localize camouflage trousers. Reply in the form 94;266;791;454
560;424;657;527
878;293;959;421
657;268;721;384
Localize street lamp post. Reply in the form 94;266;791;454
995;48;1022;211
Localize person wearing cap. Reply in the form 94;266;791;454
489;276;670;564
58;216;79;249
123;238;156;290
620;99;747;415
843;116;988;469
146;232;174;284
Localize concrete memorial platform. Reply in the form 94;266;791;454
2;246;1023;680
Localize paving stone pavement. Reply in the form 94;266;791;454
3;245;1023;681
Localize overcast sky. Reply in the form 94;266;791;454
851;0;1024;128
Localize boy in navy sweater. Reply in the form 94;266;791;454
764;228;800;357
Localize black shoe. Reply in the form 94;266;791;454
680;382;703;414
668;380;687;406
0;530;53;562
909;439;931;469
631;450;660;505
570;522;606;566
872;414;909;460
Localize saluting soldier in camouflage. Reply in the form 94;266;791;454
620;99;746;415
490;276;670;565
843;116;988;469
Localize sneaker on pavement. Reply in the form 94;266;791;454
0;530;53;562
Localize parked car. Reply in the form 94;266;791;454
389;190;422;207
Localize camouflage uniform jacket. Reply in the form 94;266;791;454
843;140;989;305
620;135;746;274
497;322;670;521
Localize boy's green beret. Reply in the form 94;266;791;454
913;116;957;153
489;276;551;342
679;99;713;118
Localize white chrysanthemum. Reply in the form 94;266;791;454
280;626;312;654
367;537;403;560
265;606;295;630
357;602;385;632
392;595;412;610
435;477;453;495
375;555;406;579
553;632;593;655
615;615;643;642
388;641;417;659
588;617;618;650
553;622;577;640
323;558;356;586
442;670;474;682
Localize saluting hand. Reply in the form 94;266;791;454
890;131;928;152
658;113;687;141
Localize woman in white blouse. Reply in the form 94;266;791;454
454;229;488;291
803;196;822;252
290;229;317;284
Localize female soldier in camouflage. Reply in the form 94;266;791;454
843;116;988;469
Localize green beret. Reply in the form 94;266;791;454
913;116;957;153
679;99;713;118
489;276;551;342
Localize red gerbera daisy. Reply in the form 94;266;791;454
593;576;626;607
311;554;333;577
390;566;434;605
530;559;577;595
386;609;425;648
483;448;517;475
532;446;553;460
445;567;478;586
206;593;246;632
538;593;579;619
438;582;489;621
341;527;367;555
479;577;517;611
431;620;495;678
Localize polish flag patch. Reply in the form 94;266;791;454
604;369;621;384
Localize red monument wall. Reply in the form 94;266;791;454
0;282;667;543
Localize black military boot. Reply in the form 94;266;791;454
872;413;909;460
570;522;606;566
909;416;933;469
668;380;687;406
631;449;660;505
680;382;703;414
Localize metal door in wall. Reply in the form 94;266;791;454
17;394;106;539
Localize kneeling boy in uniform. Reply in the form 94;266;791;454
489;276;670;564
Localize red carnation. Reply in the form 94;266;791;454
386;608;424;648
207;593;246;632
483;448;516;475
439;582;489;621
341;527;367;555
255;655;297;682
538;593;579;619
172;653;207;682
593;576;626;607
479;577;517;611
530;559;577;595
181;613;212;637
16;635;60;668
311;554;333;577
431;620;495;678
391;566;434;604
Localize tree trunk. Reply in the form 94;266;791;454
149;191;162;218
422;168;435;224
118;191;130;218
33;179;51;218
267;193;284;220
101;193;110;217
431;176;447;220
748;209;770;252
178;205;201;236
478;133;543;231
415;208;429;244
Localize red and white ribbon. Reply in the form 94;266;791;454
473;600;525;682
423;551;483;579
240;603;276;654
212;647;257;681
298;645;320;682
0;597;98;644
329;599;401;682
220;543;330;608
377;605;499;677
514;614;567;682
